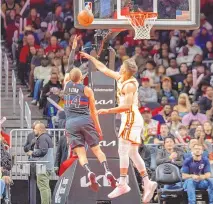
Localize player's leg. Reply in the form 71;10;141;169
81;117;117;188
108;137;132;199
91;145;117;188
129;144;157;203
73;146;99;192
66;118;99;192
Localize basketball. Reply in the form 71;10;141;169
77;9;94;27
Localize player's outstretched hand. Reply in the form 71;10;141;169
97;109;109;114
80;51;92;60
72;35;81;50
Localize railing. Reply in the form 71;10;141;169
203;60;213;69
12;70;16;115
19;88;24;128
4;53;9;98
24;102;31;128
10;129;65;180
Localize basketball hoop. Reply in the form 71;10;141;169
126;12;158;40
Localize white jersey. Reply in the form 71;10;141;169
117;77;144;144
117;77;139;107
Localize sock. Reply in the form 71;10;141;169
119;175;127;185
140;170;149;183
102;161;110;173
83;163;92;173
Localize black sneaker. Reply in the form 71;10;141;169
88;172;99;192
28;93;33;97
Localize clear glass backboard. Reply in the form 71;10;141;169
74;0;200;30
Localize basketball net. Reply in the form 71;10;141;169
126;12;158;40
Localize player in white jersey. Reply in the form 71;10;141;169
80;52;157;203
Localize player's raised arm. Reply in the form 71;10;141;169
84;86;103;140
80;51;120;80
64;35;79;84
98;83;136;115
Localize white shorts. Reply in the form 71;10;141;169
118;109;144;144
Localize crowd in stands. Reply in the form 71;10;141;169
1;0;213;203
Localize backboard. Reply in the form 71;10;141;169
74;0;200;30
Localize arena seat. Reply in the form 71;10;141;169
155;163;184;204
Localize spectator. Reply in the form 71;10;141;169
203;41;213;60
199;13;213;33
45;36;61;54
182;102;208;126
154;124;174;145
194;80;210;101
156;65;166;81
44;4;63;23
27;123;54;204
170;63;188;93
141;60;157;85
152;104;172;124
53;21;65;40
168;110;182;137
39;73;62;109
40;31;51;49
31;56;52;105
156;137;184;168
59;32;70;49
199;86;213;114
177;46;194;66
182;143;213;204
19;34;40;85
184;138;199;159
141;107;160;144
203;121;213;140
195;27;212;50
36;21;48;41
191;54;204;68
28;48;45;96
183;73;193;96
1;0;21;15
166;58;180;77
23;121;41;153
138;77;158;106
194;125;205;139
0;135;12;199
158;77;178;105
5;12;19;48
174;93;191;118
133;46;150;75
179;36;203;56
154;49;170;68
27;8;40;30
175;125;191;144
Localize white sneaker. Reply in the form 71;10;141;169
108;184;131;199
31;100;37;105
105;172;117;188
142;181;157;203
88;172;99;192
